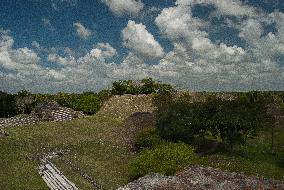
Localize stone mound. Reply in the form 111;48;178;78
118;165;284;190
98;94;155;120
0;100;84;128
106;112;156;151
32;100;84;122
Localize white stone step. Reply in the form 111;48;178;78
39;160;79;190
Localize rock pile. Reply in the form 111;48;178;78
118;165;284;190
0;130;9;137
32;100;84;122
0;114;40;128
98;94;155;120
0;100;84;128
107;112;156;151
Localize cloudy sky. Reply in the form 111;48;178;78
0;0;283;93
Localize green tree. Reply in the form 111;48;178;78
15;90;34;114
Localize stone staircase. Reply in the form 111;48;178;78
39;159;79;190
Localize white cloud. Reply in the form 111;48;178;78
187;0;258;17
11;48;40;64
31;41;41;49
102;0;144;17
152;0;284;91
73;22;92;40
42;18;55;30
155;4;208;45
47;53;76;66
91;43;117;59
1;1;284;93
0;31;41;72
239;19;263;45
51;0;77;10
122;20;164;59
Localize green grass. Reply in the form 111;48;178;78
131;119;284;181
0;114;134;190
194;121;284;180
1;111;283;190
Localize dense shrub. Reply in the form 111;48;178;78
69;93;102;114
205;98;269;149
152;84;176;111
135;128;164;150
128;142;196;180
155;92;277;150
111;80;137;95
139;78;157;94
15;90;35;114
0;91;16;117
156;100;207;144
111;78;174;96
53;92;103;115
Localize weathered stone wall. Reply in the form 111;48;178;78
0;101;84;128
98;94;155;120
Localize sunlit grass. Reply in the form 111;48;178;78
0;114;134;190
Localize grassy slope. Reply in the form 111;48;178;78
195;120;284;180
0;114;135;190
0;94;283;190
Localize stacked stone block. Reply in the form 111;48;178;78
0;101;84;128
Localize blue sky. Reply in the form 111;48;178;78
0;0;283;93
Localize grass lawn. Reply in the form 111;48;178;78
194;120;284;180
0;114;135;190
1;111;283;190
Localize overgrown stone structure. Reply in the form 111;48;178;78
0;100;84;128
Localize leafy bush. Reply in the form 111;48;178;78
155;97;209;144
155;92;276;150
0;91;16;117
111;78;174;96
135;128;164;150
53;92;103;115
138;78;157;94
15;90;35;114
128;142;196;180
111;80;137;95
206;98;269;149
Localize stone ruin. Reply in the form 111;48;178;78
0;100;85;128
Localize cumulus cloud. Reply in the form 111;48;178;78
73;22;92;40
102;0;144;17
31;41;41;49
122;20;164;59
42;18;55;31
1;0;284;93
51;0;77;10
0;31;41;71
90;43;117;59
47;53;76;66
186;0;258;17
152;0;284;91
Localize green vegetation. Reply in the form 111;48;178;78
0;91;16;117
0;78;171;117
0;114;134;190
135;128;164;150
154;91;282;149
129;142;196;180
111;78;174;95
147;90;284;180
196;121;284;180
1;81;284;189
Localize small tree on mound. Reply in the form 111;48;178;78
207;99;265;150
266;95;284;154
155;93;271;151
15;90;34;114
